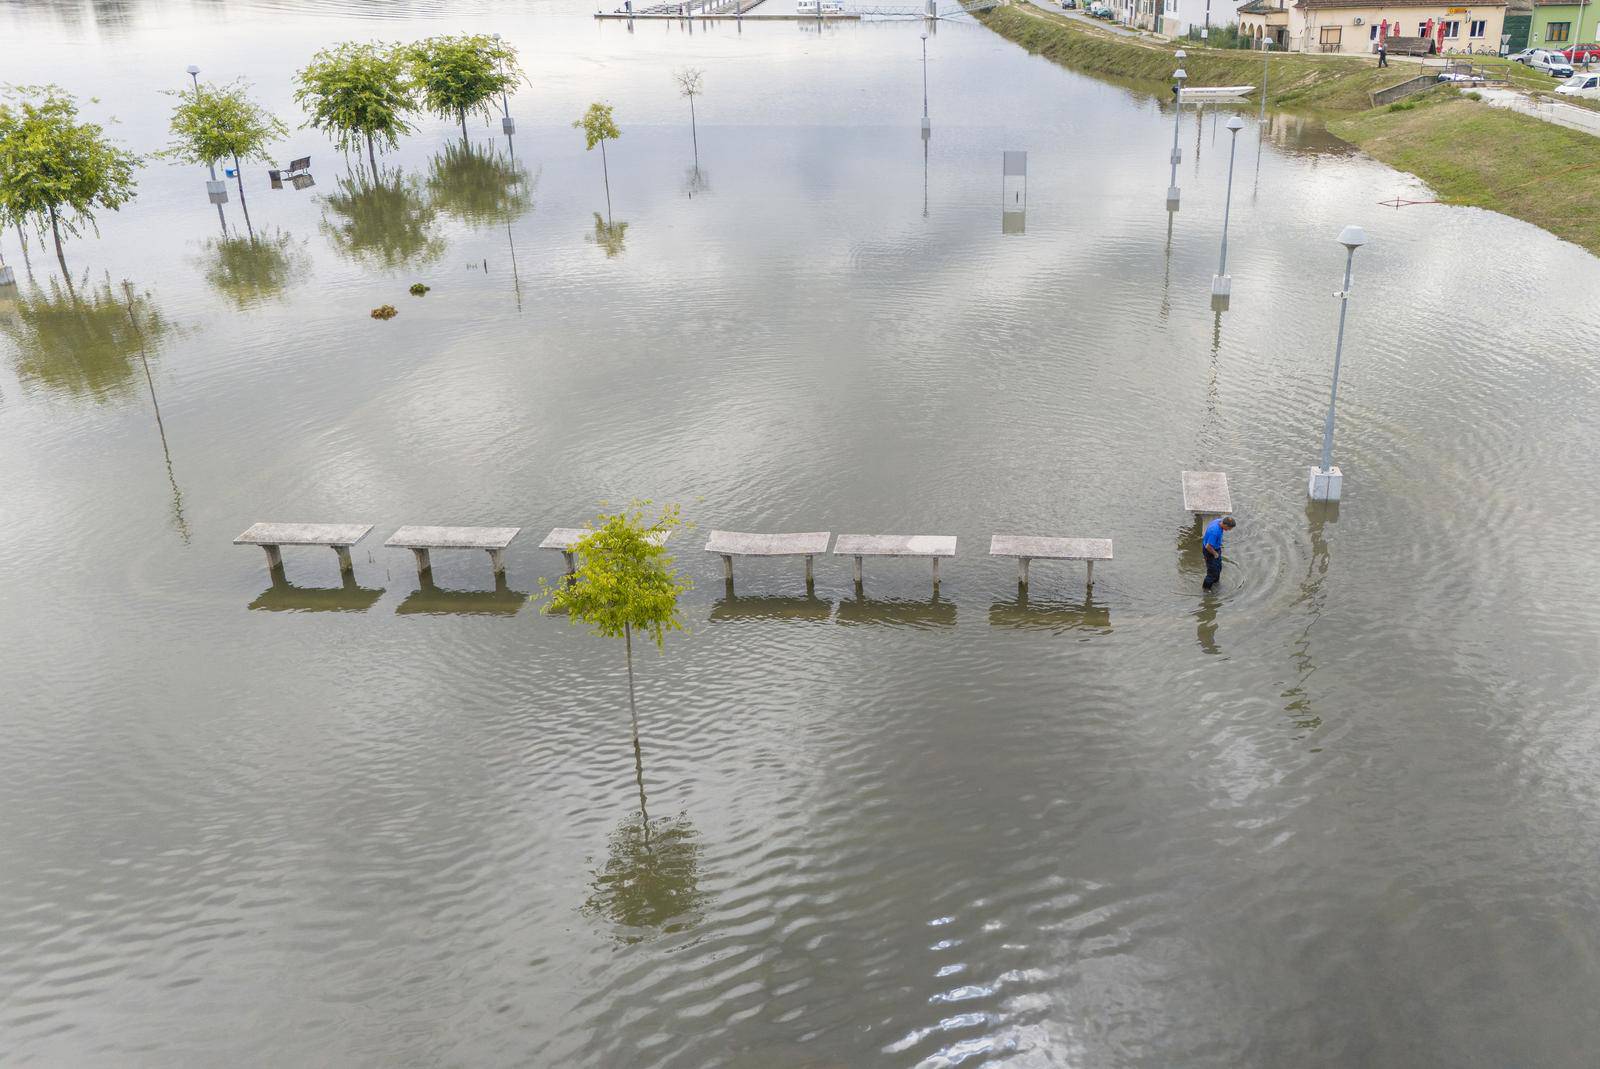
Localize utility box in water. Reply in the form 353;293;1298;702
502;115;515;135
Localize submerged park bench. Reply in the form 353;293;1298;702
542;526;672;576
384;526;521;581
989;535;1112;588
834;534;957;586
234;522;373;579
1181;470;1233;524
704;530;831;584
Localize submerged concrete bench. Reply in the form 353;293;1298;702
1181;470;1233;523
385;526;521;581
704;530;831;583
834;534;956;585
541;527;671;575
234;522;373;578
989;535;1112;587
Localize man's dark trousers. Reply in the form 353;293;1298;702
1204;552;1223;590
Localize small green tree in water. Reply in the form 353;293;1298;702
573;102;621;222
294;43;415;174
0;87;140;281
405;34;524;141
161;79;288;239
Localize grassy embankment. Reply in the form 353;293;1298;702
976;2;1600;256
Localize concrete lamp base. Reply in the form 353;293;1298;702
1172;149;1182;166
1167;187;1181;210
206;179;228;205
1308;465;1343;501
1211;274;1231;298
502;116;515;135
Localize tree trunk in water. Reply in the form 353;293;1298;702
600;138;613;224
690;94;698;167
460;108;468;141
48;207;69;281
366;132;377;177
232;153;255;242
625;623;650;843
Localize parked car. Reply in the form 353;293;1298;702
1555;71;1600;97
1559;44;1600;63
1060;0;1077;8
1519;49;1575;77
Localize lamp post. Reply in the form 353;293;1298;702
188;64;229;231
1211;115;1245;301
920;31;931;142
493;33;515;134
1309;224;1367;502
1167;51;1187;210
1259;39;1271;125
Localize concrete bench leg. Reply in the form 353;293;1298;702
722;554;733;581
805;555;814;585
261;544;283;572
932;557;941;585
853;556;863;585
1086;560;1095;587
487;548;505;577
562;551;576;577
410;547;432;581
334;545;354;577
1018;557;1030;586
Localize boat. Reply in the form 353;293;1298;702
1179;84;1256;100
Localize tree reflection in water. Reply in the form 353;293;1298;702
197;229;309;309
583;707;708;943
319;166;443;270
587;213;628;259
0;276;172;401
425;139;533;228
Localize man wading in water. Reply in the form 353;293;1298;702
1202;515;1236;592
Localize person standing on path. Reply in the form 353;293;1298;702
1202;516;1236;592
1378;41;1389;68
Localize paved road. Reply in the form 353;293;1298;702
1021;0;1143;37
1477;86;1600;138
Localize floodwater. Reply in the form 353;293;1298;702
2;1;1598;1066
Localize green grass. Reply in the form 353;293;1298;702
1329;95;1600;254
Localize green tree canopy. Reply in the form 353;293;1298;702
0;87;140;280
405;34;524;140
294;43;415;173
161;79;288;235
542;503;687;651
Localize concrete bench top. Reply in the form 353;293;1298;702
705;530;831;556
234;522;373;547
539;527;671;551
989;536;1112;561
834;534;957;558
385;526;520;550
1181;470;1233;515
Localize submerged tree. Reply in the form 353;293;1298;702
573;102;621;222
0;276;171;400
405;34;524;141
424;139;532;227
319;166;443;270
673;67;704;169
161;79;288;238
197;229;308;308
294;43;414;174
0;87;140;280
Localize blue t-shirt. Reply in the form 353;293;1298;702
1203;519;1226;553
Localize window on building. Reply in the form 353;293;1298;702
1418;22;1429;35
1469;19;1486;38
1441;20;1460;37
1320;25;1342;47
1549;21;1572;43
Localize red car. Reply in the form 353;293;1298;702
1560;44;1600;62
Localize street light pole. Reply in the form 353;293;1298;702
920;31;931;145
493;33;515;134
1211;115;1245;300
921;32;929;118
1167;50;1187;210
1259;39;1271;125
1310;224;1368;501
188;64;229;233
